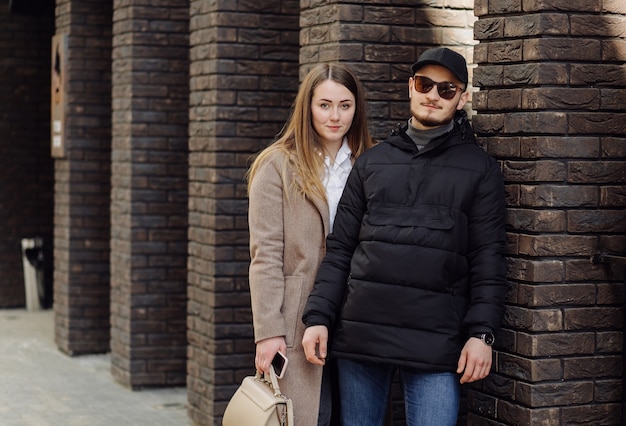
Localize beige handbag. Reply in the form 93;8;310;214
222;366;294;426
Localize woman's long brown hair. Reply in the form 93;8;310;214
247;63;373;202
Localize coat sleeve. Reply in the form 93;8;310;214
302;161;366;328
248;155;288;343
463;158;508;335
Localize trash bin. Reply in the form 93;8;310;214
21;237;52;311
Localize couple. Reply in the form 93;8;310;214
247;48;508;426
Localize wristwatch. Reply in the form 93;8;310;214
472;332;495;346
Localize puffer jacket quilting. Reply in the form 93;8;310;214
303;113;508;372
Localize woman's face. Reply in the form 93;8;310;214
311;79;356;148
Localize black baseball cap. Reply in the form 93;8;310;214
411;47;468;86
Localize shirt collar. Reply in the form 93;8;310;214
339;138;352;161
326;138;351;170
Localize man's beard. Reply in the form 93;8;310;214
412;104;457;128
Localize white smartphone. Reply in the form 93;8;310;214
271;351;288;379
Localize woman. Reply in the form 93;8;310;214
247;63;374;426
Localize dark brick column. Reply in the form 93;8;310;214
472;0;626;424
53;0;113;355
0;4;54;307
109;0;189;388
186;1;299;424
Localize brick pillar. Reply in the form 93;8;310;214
109;0;189;388
472;0;626;424
53;0;113;355
187;1;299;424
0;4;54;307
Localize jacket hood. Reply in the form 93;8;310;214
387;109;476;154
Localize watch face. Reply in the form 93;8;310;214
484;333;495;345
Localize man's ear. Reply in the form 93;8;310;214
456;91;470;110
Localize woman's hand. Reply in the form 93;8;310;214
255;336;286;374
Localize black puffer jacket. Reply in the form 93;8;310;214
303;112;508;371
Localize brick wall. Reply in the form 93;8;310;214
53;0;113;355
186;1;300;424
472;0;626;423
301;0;476;141
109;0;189;388
0;4;54;307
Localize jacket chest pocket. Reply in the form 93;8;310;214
367;204;454;229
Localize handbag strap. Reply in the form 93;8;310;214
254;366;283;397
268;365;282;396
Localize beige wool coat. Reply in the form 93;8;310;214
248;149;331;426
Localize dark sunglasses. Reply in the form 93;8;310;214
412;76;463;100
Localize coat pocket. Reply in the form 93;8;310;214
282;276;303;347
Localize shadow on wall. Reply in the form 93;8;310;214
9;0;54;16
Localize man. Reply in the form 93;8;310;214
301;47;508;426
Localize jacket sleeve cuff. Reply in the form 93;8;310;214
302;313;330;329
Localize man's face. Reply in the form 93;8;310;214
408;64;469;130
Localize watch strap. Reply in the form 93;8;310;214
471;332;495;346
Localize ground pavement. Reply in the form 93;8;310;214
0;309;190;426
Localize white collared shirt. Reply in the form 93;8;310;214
322;140;352;232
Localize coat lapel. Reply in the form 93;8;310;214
310;193;330;237
288;153;330;238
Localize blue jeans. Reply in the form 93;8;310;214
337;358;460;426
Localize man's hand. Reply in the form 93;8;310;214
456;337;493;384
302;325;328;365
255;336;286;374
